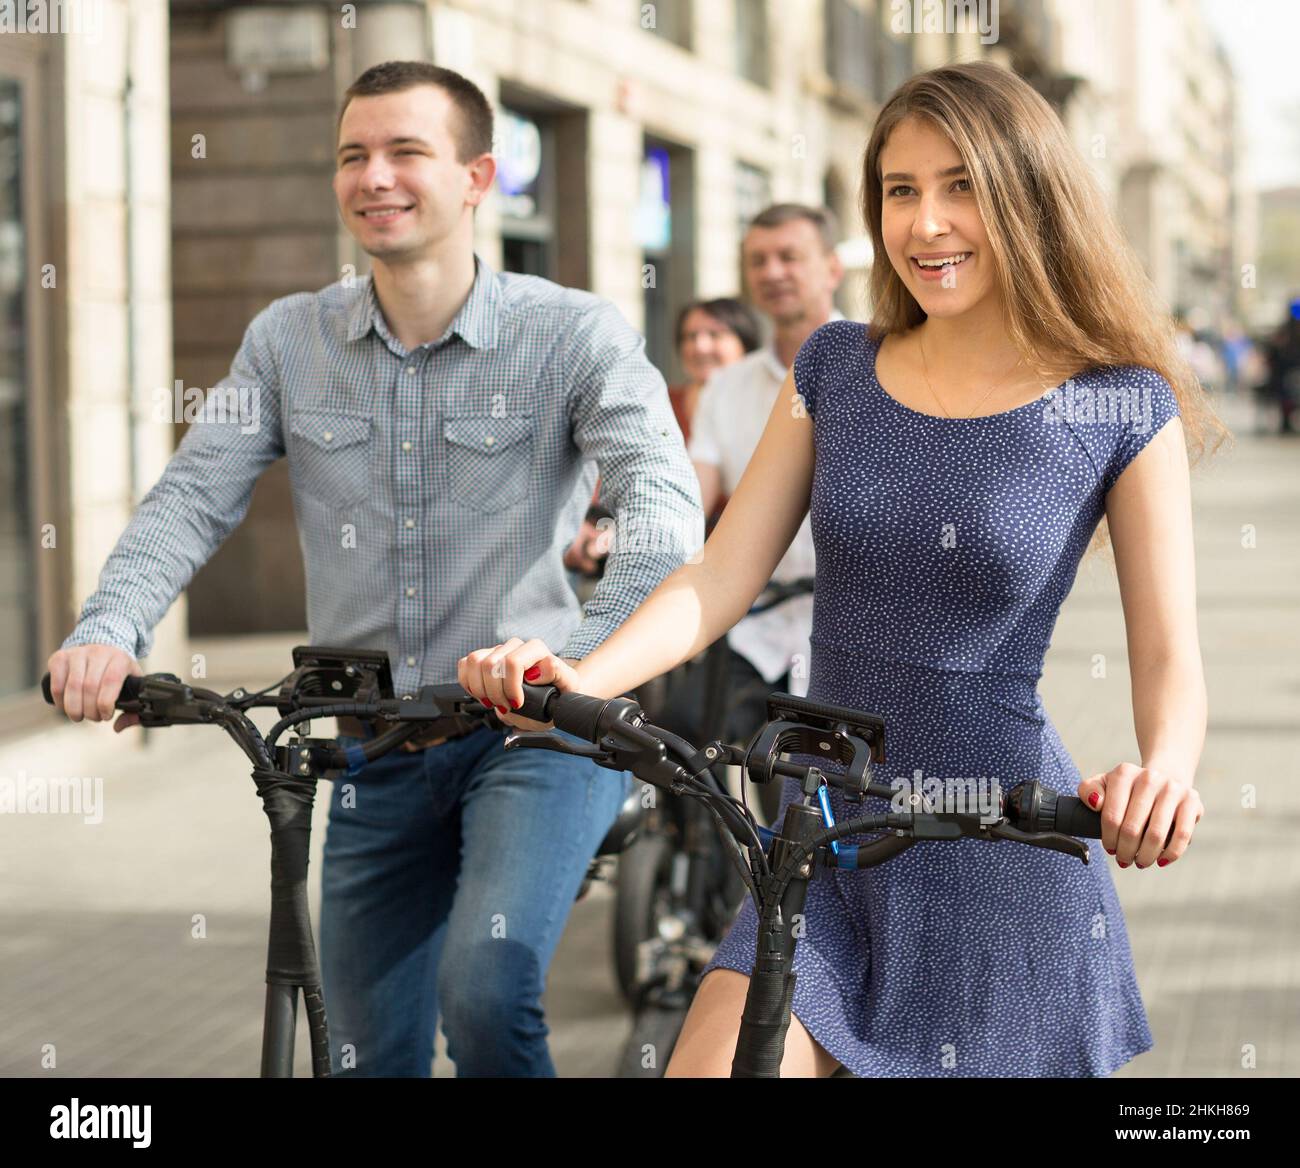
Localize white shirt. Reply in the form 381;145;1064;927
688;324;834;698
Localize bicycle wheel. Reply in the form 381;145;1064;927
615;1003;690;1077
612;832;674;1004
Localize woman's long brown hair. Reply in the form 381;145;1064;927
859;60;1231;554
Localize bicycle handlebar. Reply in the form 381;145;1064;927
43;656;1119;1080
517;676;1107;848
41;668;1103;843
1006;779;1105;840
508;681;1120;1078
514;684;1105;839
42;671;144;706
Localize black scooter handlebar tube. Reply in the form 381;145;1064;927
730;800;824;1077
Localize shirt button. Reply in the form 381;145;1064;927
406;366;416;376
405;586;416;598
322;431;333;443
484;435;495;447
401;440;412;452
404;517;415;529
406;656;416;667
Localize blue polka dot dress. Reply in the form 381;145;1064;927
701;319;1180;1077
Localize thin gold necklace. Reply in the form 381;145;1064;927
918;332;1026;419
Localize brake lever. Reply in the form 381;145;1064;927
988;822;1091;864
503;730;612;763
122;677;227;728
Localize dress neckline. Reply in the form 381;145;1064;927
866;325;1069;424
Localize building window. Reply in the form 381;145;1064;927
875;1;913;102
824;0;872;99
498;106;556;280
735;0;769;87
825;1;913;105
0;77;33;698
735;161;771;240
639;137;696;380
639;0;692;51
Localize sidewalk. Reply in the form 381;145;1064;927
0;634;631;1077
1047;392;1300;1077
0;391;1293;1077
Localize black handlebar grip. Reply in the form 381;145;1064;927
1052;794;1104;839
513;684;618;744
548;692;621;743
515;682;558;722
41;672;145;707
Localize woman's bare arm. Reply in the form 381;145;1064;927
579;366;813;698
1109;417;1207;779
1077;416;1207;868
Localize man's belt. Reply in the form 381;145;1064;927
334;713;487;751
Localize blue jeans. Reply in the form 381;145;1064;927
318;725;630;1077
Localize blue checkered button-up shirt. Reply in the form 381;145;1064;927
63;255;704;695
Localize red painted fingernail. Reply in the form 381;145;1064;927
1135;862;1146;869
497;705;508;715
1104;847;1115;855
510;698;522;710
524;665;541;682
1117;861;1130;868
1088;792;1099;808
1157;858;1170;867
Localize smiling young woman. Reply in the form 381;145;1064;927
461;60;1231;1079
676;59;1230;1077
670;56;1227;1071
860;63;1228;462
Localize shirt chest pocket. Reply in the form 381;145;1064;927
442;414;533;512
290;411;373;508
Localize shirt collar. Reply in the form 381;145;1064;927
346;253;502;352
760;346;786;382
763;308;846;376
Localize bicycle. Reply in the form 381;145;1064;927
611;576;814;1075
505;680;1109;1077
41;646;644;1077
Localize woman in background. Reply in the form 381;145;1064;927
668;297;762;442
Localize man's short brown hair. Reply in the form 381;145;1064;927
746;203;840;254
338;60;494;163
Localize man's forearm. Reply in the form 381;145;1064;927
65;410;282;658
64;306;284;659
559;464;704;661
560;297;706;668
65;476;254;658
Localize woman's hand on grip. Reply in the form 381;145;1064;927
457;637;584;731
